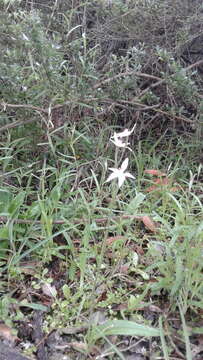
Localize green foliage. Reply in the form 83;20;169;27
0;1;202;358
90;319;160;341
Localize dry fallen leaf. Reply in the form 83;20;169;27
141;215;157;232
145;185;159;192
106;235;126;246
146;177;180;193
144;169;167;176
148;304;163;313
41;283;57;298
19;261;40;275
154;178;169;185
0;323;18;343
119;264;129;274
69;341;88;351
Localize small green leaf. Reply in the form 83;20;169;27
188;300;203;309
63;284;70;299
50;184;61;204
0;226;9;240
92;320;160;341
190;327;203;335
20;300;47;312
126;193;145;214
0;189;13;214
8;192;25;216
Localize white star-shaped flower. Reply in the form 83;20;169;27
115;123;136;138
105;158;135;188
110;132;130;148
110;124;136;150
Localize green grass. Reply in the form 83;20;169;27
0;125;202;358
0;1;203;358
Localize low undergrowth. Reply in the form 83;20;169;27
0;127;202;359
0;0;202;359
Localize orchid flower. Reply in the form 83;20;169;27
115;123;136;138
110;123;136;149
110;132;130;148
105;158;135;188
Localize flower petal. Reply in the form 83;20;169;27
125;172;135;179
120;158;129;172
111;139;128;148
116;123;136;138
118;173;126;188
116;128;130;137
105;172;118;183
110;133;129;148
108;167;119;173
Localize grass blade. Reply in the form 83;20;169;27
92;320;160;341
159;316;169;360
178;302;192;360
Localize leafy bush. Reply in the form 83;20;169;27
0;0;202;137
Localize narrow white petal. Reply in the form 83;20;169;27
110;133;128;148
105;173;118;183
116;124;136;138
111;132;119;142
116;128;130;138
108;167;119;174
121;158;129;172
118;173;126;188
129;123;136;134
111;139;127;148
125;172;135;179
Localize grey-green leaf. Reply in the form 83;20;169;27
92;320;160;341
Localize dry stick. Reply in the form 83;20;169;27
0;102;48;113
0;103;48;133
0;98;95;116
0;117;41;132
95;101;161;117
117;99;194;124
93;71;161;90
0;98;193;133
101;98;161;111
0;96;193;133
0;98;159;132
137;59;203;99
0;214;141;225
93;59;203;91
118;101;161;111
153;108;194;124
0;100;79;132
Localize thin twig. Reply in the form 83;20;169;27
104;99;194;123
94;60;203;92
105;98;161;111
137;59;203;98
0;118;41;132
0;96;194;133
0;98;160;133
93;71;162;90
152;108;194;124
0;102;48;114
168;333;185;359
